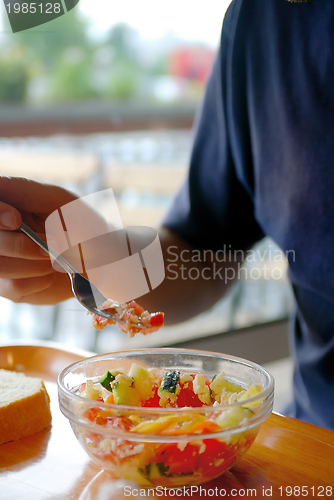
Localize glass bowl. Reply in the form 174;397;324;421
58;349;274;488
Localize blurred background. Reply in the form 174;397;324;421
0;0;293;410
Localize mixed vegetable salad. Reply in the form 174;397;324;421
75;363;264;487
91;299;164;337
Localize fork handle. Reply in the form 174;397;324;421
20;222;78;276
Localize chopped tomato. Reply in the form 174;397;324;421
153;437;238;477
176;386;204;407
126;300;145;315
154;443;199;475
91;299;164;336
152;436;240;477
141;387;161;407
83;407;100;422
197;439;237;475
149;312;164;327
92;315;115;330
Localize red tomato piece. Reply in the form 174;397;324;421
176;384;205;408
176;374;209;408
126;300;145;315
196;439;237;475
174;374;212;408
154;443;199;475
149;312;164;327
142;387;161;407
83;407;100;421
94;415;108;426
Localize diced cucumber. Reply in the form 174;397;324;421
215;405;253;428
99;371;115;392
237;383;264;408
159;370;180;394
125;466;151;486
210;372;243;397
140;463;151;478
113;374;141;406
129;363;155;400
151;462;169;478
138;462;169;480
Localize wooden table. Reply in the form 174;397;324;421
1;342;333;500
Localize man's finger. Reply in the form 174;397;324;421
0;201;21;230
0;230;51;260
0;256;53;278
0;177;77;215
0;272;71;304
0;274;55;303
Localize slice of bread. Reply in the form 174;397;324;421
0;369;52;445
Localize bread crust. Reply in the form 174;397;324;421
0;377;52;445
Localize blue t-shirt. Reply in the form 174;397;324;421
164;0;334;430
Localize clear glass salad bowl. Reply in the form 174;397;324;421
58;349;274;488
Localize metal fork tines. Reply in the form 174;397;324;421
20;222;144;327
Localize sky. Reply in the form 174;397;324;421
78;0;232;47
0;0;232;47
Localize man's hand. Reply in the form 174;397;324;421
0;176;242;323
0;176;77;304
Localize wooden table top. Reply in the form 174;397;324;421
0;342;333;500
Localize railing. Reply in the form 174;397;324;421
0;102;196;137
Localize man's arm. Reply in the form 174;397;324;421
139;226;241;325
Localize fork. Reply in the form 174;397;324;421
20;222;143;327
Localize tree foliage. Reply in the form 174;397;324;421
0;10;160;103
